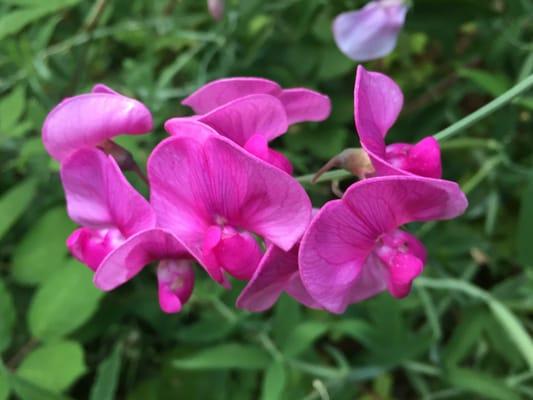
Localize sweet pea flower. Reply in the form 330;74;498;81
42;84;152;161
61;148;194;313
299;176;467;314
166;94;292;173
355;65;442;178
207;0;224;20
149;121;312;286
182;77;331;125
333;0;408;62
237;243;321;312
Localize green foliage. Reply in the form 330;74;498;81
16;341;86;393
1;0;533;398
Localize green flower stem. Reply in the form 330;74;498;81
296;169;353;185
434;73;533;142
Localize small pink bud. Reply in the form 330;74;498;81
208;0;224;21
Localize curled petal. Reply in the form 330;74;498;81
94;228;189;291
60;148;155;237
279;88;331;124
182;77;281;114
237;244;320;312
157;259;195;313
42;89;152;161
333;1;408;62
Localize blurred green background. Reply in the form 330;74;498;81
1;0;533;399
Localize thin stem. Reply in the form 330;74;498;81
434;73;533;142
297;169;353;185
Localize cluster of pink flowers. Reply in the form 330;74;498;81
41;66;467;314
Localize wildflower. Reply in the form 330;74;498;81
299;176;467;313
149;121;312;286
42;84;152;161
182;77;331;125
62;148;194;313
354;65;442;178
166;95;292;173
333;0;408;62
207;0;224;21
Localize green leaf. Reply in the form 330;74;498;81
281;321;328;357
17;341;86;393
89;345;122;400
28;260;104;341
0;0;81;41
0;179;37;241
272;294;301;345
0;85;25;135
173;343;270;370
458;68;511;97
517;177;533;266
11;207;74;286
261;361;286;400
9;372;72;400
446;367;520;400
0;364;10;400
0;279;16;353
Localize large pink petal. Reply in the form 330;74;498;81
194;94;288;145
237;244;321;312
149;122;311;283
300;176;467;313
42;91;152;161
60;148;155;237
182;77;282;114
354;65;404;155
333;2;408;62
279;88;331;124
94;228;189;291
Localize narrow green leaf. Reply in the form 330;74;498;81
17;341;86;394
173;343;270;370
281;321;328;357
28;261;104;341
0;85;25;134
446;367;520;400
0;279;16;353
517;178;533;266
0;179;37;241
458;68;511;97
261;361;286;400
0;363;10;400
89;345;122;400
11;207;74;286
443;309;488;366
0;0;81;41
488;299;533;371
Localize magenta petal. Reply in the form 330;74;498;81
237;244;320;312
196;94;288;145
182;77;282;114
149;122;311;282
91;83;120;95
60;148;155;237
244;135;293;174
157;259;195;313
355;65;404;157
278;88;331;124
333;1;408;62
94;228;189;291
42;91;153;161
406;136;442;179
386;252;423;298
300;176;467;313
214;230;262;280
67;227;124;271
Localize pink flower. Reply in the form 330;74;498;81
182;77;331;125
166;95;292;173
355;65;442;178
333;0;408;62
299;176;468;314
207;0;224;20
237;243;321;312
42;84;152;161
148;121;312;286
61;148;194;313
